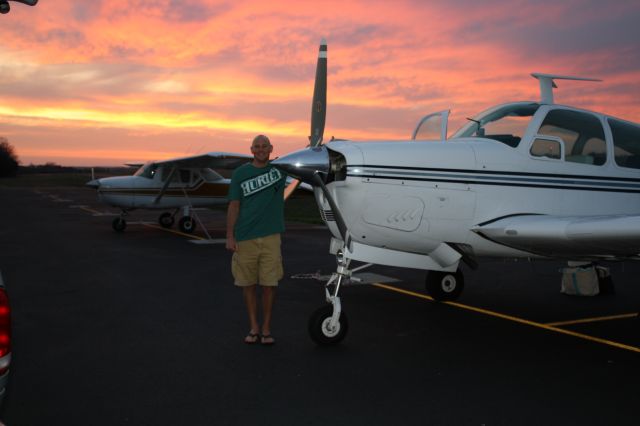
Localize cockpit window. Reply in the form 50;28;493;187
133;163;158;179
537;109;606;166
609;118;640;169
451;102;539;147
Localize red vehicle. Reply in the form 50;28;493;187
0;272;10;406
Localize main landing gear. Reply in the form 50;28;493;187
158;207;196;233
158;210;177;228
308;249;350;345
425;269;465;301
112;206;197;233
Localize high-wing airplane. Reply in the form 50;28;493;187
273;42;640;345
86;152;254;233
0;0;38;14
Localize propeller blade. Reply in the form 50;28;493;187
312;172;349;244
10;0;39;5
309;38;327;147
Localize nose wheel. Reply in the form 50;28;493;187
308;305;348;345
112;210;129;232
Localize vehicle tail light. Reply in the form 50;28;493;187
0;287;10;374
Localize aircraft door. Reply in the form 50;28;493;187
412;110;450;141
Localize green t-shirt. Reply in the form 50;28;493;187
228;162;287;242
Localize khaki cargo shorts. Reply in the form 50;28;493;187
232;233;283;287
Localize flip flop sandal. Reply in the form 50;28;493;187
261;334;275;345
244;332;259;344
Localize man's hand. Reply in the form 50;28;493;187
226;235;237;252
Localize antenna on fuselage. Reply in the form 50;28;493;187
531;73;601;104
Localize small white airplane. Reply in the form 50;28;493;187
274;41;640;345
86;152;254;232
0;0;38;14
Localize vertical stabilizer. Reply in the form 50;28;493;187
531;73;601;104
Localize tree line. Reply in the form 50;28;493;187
0;137;19;177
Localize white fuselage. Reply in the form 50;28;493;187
318;115;640;270
94;170;230;210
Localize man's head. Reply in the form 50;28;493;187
250;134;273;166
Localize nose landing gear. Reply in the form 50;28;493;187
308;250;350;345
112;210;129;232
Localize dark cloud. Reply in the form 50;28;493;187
108;44;156;60
166;0;231;23
72;1;104;22
330;25;392;48
123;0;231;23
442;0;640;75
34;28;87;48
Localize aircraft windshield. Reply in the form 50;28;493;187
133;162;158;179
451;102;540;147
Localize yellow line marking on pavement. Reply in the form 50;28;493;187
546;313;639;327
372;282;640;354
142;223;205;240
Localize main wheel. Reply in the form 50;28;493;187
112;217;126;232
425;269;464;301
178;216;196;233
159;212;174;228
308;305;348;345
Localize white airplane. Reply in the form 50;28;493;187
86;153;255;232
274;42;640;345
0;0;38;14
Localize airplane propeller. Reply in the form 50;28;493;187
283;38;326;199
275;39;351;246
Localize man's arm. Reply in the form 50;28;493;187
226;200;240;251
283;178;301;200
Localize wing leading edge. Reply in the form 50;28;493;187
473;214;640;259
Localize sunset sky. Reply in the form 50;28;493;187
1;0;639;166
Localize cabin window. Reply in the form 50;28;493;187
160;167;191;184
134;163;158;179
530;137;562;160
451;103;539;147
609;118;640;169
537;109;606;166
178;169;191;183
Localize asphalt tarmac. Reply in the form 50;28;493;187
0;185;639;426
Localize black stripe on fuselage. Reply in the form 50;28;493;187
347;165;640;193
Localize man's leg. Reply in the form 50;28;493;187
261;286;276;340
243;285;260;342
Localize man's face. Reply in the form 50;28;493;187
251;138;273;163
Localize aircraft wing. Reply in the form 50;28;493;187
473;214;640;259
154;152;253;169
